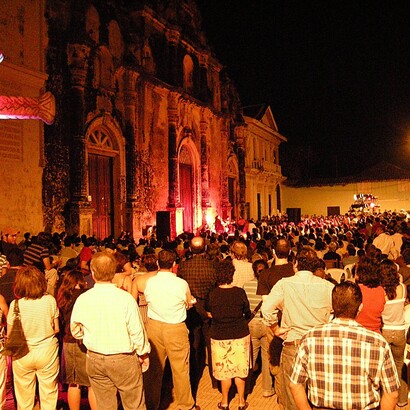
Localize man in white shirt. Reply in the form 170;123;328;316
373;225;394;258
261;246;334;410
71;252;150;410
144;249;199;410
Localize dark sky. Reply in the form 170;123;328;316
196;1;410;179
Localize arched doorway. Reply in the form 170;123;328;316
178;145;194;232
85;118;125;240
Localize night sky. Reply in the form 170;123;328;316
196;1;410;179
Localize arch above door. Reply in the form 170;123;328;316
84;116;126;239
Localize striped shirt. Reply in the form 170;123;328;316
8;295;59;348
24;243;50;269
243;278;261;311
290;318;400;409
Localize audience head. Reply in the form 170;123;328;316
141;252;158;272
2;227;19;244
14;266;47;299
230;241;248;260
6;247;24;267
190;236;206;254
332;281;362;319
295;246;317;272
346;243;356;256
216;258;235;285
252;259;268;280
56;269;86;309
157;249;176;269
275;238;291;259
90;252;116;282
355;256;381;288
328;242;338;252
380;259;400;300
402;248;410;265
311;257;326;279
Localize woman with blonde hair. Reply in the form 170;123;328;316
9;266;59;409
230;241;254;288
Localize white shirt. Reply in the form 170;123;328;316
232;259;254;288
373;233;394;258
261;270;334;342
145;270;190;324
71;283;150;356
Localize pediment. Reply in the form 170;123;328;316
260;106;278;132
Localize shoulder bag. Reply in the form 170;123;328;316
1;299;29;359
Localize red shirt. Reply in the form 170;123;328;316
356;284;385;333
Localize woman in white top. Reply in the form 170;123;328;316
381;259;407;407
8;266;60;410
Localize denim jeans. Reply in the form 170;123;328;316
381;328;407;405
248;318;273;391
279;344;300;410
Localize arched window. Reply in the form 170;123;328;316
86;6;100;43
142;39;155;74
87;129;115;151
183;55;194;93
108;20;124;59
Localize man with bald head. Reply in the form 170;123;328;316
178;235;217;393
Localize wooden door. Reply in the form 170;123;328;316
89;154;113;240
180;163;193;232
228;177;236;219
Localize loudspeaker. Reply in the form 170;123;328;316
287;208;301;224
156;211;171;240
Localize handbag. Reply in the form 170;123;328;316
248;300;263;322
1;299;29;359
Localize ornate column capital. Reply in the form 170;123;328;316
165;28;181;45
198;51;209;67
167;92;179;124
67;44;91;88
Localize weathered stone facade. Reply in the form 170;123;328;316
0;0;51;234
1;0;245;240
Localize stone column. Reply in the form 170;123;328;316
220;122;232;219
198;53;209;102
166;92;181;239
166;29;180;87
236;127;247;218
66;43;93;236
200;109;211;224
122;70;144;239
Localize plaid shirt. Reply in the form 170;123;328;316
177;254;217;299
290;318;400;409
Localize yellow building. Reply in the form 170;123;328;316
282;162;410;218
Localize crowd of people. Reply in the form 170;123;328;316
0;210;410;409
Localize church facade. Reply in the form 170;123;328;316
1;0;250;240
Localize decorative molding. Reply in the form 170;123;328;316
0;91;55;125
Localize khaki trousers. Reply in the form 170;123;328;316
12;340;59;410
145;319;195;410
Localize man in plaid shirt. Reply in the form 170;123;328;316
178;236;217;391
290;281;399;410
